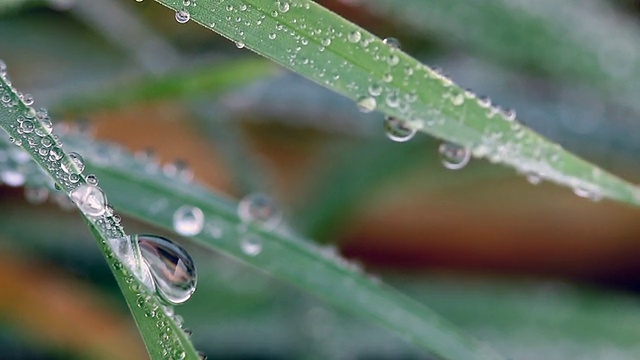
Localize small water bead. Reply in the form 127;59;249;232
137;234;197;305
70;184;108;217
347;30;362;43
276;0;290;13
61;152;85;174
384;116;416;142
356;96;377;113
163;159;193;182
173;205;204;236
175;10;190;24
238;193;282;230
368;83;383;97
240;234;262;256
383;37;401;49
86;174;99;185
438;142;471;170
235;41;245;49
503;108;516;122
22;93;33;106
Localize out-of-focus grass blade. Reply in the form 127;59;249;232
55;58;276;115
150;0;640;207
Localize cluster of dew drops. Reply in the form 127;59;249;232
0;59;212;360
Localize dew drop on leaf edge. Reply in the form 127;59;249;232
137;234;197;305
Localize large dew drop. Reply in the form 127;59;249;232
439;142;471;170
173;205;204;236
137;234;197;305
237;193;282;230
70;184;107;217
384;116;416;142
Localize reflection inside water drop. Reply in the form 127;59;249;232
384;116;416;142
438;142;471;170
137;234;197;305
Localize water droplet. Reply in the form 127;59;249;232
61;152;85;174
86;174;99;186
137;234;197;305
347;30;362;43
173;205;204;236
439;142;471;170
276;1;290;13
240;234;262;256
70;185;107;217
384;116;416;142
237;193;282;230
175;10;190;24
356;96;376;113
383;37;401;49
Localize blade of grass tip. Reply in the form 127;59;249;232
150;0;640;207
53;58;276;115
0;66;201;360
59;133;504;360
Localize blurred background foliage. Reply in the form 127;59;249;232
2;0;640;359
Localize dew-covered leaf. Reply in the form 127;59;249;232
0;68;201;360
149;0;640;207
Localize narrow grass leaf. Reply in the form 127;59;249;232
150;0;640;207
0;71;201;360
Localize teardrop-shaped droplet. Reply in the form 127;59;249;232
384;116;416;142
237;193;282;230
137;234;197;305
173;205;204;236
61;152;85;174
70;184;107;217
439;142;471;170
108;236;155;291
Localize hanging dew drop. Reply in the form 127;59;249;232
238;193;282;230
384;116;416;142
137;234;197;305
439;142;471;170
70;184;108;217
175;10;190;24
173;205;204;236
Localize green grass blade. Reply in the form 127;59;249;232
54;58;276;115
58;134;504;360
150;0;640;207
0;70;201;360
